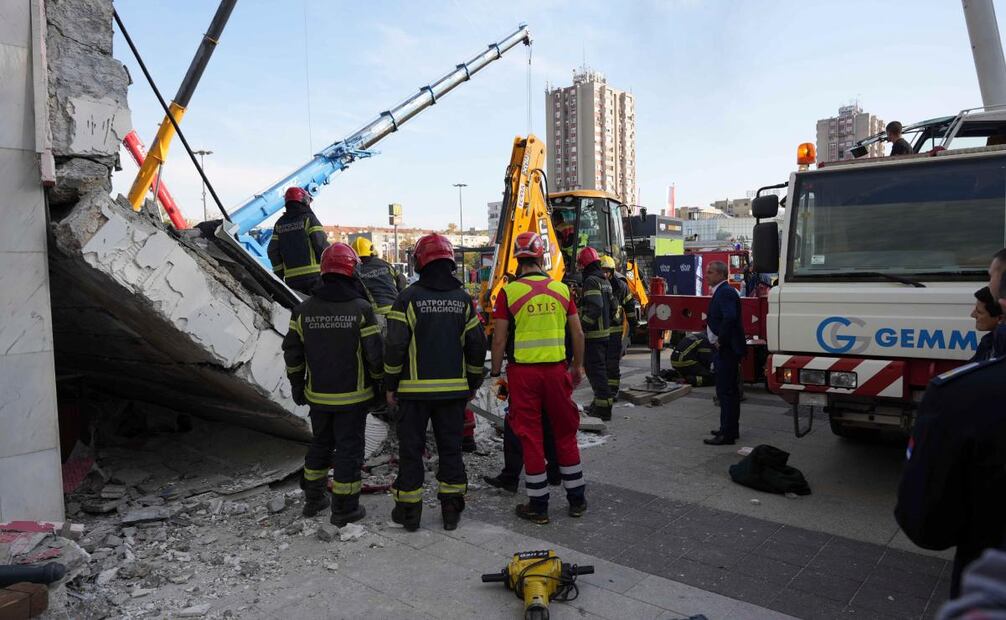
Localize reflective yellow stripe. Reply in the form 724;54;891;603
303;467;328;481
273;263;284;273
592;397;612;407
375;304;392;315
360;325;380;338
583;289;602;297
356;343;365;392
286;363;305;374
289;317;303;340
581;316;596;325
370;371;385;380
305;386;374;406
387;310;408;323
438;481;467;495
331;480;362;496
464;317;481;332
384;363;403;375
307;225;325;234
398;378;469;393
514;338;565;350
393;487;423;503
586;330;608;340
465;363;484;375
285;264;321;278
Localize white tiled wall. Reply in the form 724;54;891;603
0;0;63;522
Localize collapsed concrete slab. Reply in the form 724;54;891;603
48;193;310;439
42;0;309;440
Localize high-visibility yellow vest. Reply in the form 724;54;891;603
503;274;570;364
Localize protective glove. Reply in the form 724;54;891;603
291;384;307;407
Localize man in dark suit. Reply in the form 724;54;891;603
703;261;746;446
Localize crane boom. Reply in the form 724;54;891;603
963;0;1006;108
230;24;532;264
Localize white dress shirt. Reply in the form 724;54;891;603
706;280;726;345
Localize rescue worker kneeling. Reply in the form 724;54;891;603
490;232;587;524
384;234;487;531
282;243;384;526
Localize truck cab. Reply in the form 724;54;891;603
753;144;1005;437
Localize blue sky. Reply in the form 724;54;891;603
111;0;1001;229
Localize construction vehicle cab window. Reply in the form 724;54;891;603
18;1;1006;618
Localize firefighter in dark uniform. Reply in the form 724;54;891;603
576;247;613;421
384;234;487;532
895;355;1006;598
267;187;330;295
600;255;635;399
282;243;384;526
351;236;407;331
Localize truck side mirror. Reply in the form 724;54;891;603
752;195;779;219
752;221;779;274
639;207;647;218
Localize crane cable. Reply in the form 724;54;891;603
526;43;533;135
302;0;314;154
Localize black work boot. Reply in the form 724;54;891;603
461;436;477;453
391;502;422;532
482;474;518;494
440;495;465;531
330;494;366;527
568;497;588;518
300;476;330;518
515;502;549;525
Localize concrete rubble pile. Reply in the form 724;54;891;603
43;0;309;439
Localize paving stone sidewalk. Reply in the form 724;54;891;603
466;480;953;620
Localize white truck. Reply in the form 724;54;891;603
751;143;1005;437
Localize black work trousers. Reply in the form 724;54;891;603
606;331;623;396
394;398;468;500
306;407;368;494
714;349;741;440
584;339;612;415
500;411;559;484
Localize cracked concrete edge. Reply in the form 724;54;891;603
49;191;311;438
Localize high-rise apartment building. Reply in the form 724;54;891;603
546;68;637;205
486;201;502;239
816;104;885;163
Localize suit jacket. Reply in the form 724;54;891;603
707;282;746;357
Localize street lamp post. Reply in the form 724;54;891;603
453;183;467;248
194;149;213;221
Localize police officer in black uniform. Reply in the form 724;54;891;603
384;233;487;531
576;247;613;421
268;187;330;295
282;242;384;526
895;270;1006;597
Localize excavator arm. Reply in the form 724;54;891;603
481;134;564;324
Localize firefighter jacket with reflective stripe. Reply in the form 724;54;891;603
502;274;572;364
384;284;487;399
356;256;405;314
282;295;383;411
267;205;329;281
609;272;634;335
578;266;612;340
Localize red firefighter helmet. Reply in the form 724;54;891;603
413;233;455;271
577;246;601;269
514;231;545;259
284;186;312;205
320;243;360;277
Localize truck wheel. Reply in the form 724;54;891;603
828;418;876;441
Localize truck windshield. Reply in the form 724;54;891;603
789;153;1006;279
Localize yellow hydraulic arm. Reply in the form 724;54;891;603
481;134;564;323
625;258;649;308
126;0;237;211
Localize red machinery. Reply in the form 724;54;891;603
122;130;187;230
646;276;768;383
684;249;749;294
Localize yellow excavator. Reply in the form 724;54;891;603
480;134;649;331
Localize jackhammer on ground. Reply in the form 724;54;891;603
481;550;594;619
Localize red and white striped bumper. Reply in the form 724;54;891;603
767;354;906;399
